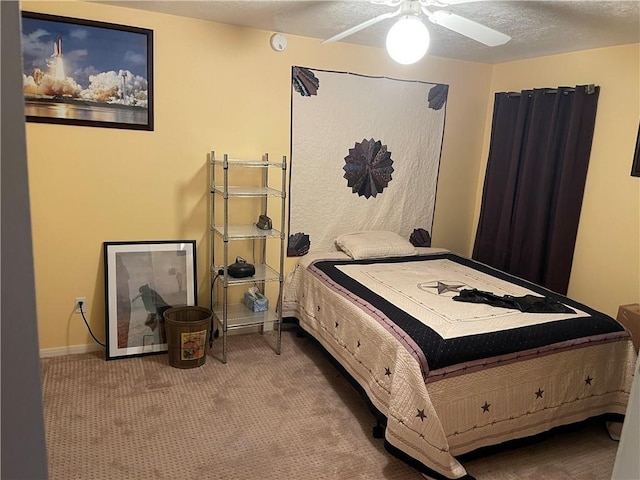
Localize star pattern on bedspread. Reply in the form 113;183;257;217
416;409;427;421
385;367;392;377
535;388;544;398
356;340;361;348
420;281;467;295
585;375;593;385
481;401;491;413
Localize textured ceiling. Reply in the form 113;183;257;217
99;0;640;63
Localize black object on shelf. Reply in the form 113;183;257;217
227;257;255;278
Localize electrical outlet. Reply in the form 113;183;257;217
74;297;87;314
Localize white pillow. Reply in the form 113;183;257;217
335;231;417;260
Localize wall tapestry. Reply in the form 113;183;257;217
288;66;447;256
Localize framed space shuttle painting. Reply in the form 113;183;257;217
20;12;154;131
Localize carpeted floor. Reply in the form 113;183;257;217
41;329;619;479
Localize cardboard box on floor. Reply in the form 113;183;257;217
616;303;640;353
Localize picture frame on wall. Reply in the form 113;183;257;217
20;11;154;131
104;241;197;360
632;123;640;178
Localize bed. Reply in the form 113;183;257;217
282;232;636;479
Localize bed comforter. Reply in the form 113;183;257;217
282;250;636;479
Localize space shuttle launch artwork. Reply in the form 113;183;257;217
50;35;66;80
22;12;151;128
52;35;62;57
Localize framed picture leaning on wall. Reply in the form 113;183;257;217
20;11;154;130
632;122;640;177
104;241;197;360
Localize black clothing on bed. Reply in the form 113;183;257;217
452;288;576;314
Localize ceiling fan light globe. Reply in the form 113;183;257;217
386;16;430;65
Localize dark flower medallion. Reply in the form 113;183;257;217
343;138;394;199
292;66;319;97
410;228;431;247
287;232;311;257
428;84;449;110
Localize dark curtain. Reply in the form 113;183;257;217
472;85;599;294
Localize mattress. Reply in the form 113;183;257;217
282;249;636;479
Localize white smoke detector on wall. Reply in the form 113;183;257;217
270;33;287;52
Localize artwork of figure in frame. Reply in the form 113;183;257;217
104;241;196;360
20;11;154;130
632;123;640;177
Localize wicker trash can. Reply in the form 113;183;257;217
164;306;211;368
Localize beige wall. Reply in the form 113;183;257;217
23;1;492;350
473;44;640;317
25;2;638;350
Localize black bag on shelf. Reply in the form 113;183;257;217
227;257;255;278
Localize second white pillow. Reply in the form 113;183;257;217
335;231;417;260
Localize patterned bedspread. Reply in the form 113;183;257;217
282;251;637;479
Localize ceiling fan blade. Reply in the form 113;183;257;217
322;7;402;44
428;10;510;46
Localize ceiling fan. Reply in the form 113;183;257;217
322;0;511;64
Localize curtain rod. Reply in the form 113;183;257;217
505;84;597;97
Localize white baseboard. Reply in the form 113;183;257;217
40;344;103;358
39;326;283;358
